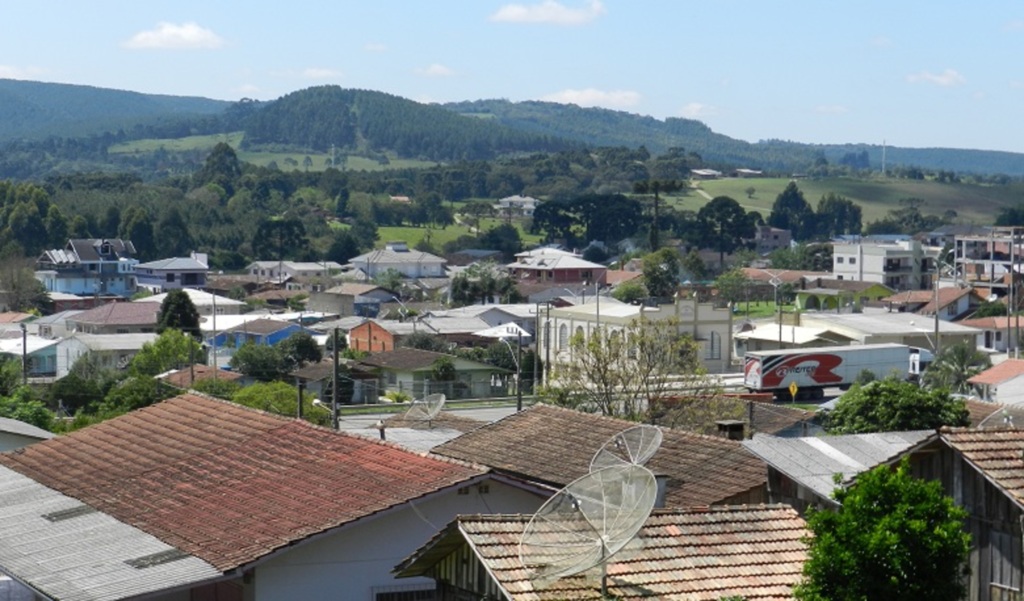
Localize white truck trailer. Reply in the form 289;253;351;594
743;343;932;400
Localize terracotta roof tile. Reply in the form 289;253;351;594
68;301;160;326
968;359;1024;386
397;505;808;600
159;364;242;388
360;348;456;371
432;405;767;506
941;427;1024;506
0;393;484;572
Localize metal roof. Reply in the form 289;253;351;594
0;466;220;601
743;430;936;504
67;333;158;351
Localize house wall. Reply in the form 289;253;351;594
832;242;936;291
55;339;140;379
252;478;543;601
350;322;395;353
135;270;207;293
992;376;1024;405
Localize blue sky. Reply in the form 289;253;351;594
3;1;1023;153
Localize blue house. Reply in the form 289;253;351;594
209;318;319;351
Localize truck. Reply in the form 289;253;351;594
743;343;933;401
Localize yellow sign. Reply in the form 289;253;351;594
789;382;799;398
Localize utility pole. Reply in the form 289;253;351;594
332;328;340;431
516;328;523;412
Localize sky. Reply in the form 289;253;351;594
2;1;1023;153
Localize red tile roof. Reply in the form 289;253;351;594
0;393;485;572
941;427;1024;506
69;301;159;326
968;359;1024;386
958;316;1020;330
158;364;242;388
432;405;767;506
396;505;809;600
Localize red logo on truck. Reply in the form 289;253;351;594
761;353;844;387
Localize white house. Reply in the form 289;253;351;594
494;194;540;217
349;241;447;279
246;260;344;283
133;288;246;316
36;239;138;297
134;253;209;293
831;238;942;291
55;333;157;378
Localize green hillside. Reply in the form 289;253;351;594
691;177;1024;224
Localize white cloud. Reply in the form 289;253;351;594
236;83;261;95
907;68;965;87
814;105;848;114
302;67;341;79
415;63;455;77
541;88;640;109
0;65;43;79
490;0;605;25
123;22;224;50
678;102;718;118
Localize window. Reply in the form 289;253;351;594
946;303;957;316
166;273;175;282
705;331;722;360
372;585;435;601
849;257;856;265
558;324;568;350
837;257;845;264
386;372;397;386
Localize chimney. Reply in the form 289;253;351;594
716;420;745;441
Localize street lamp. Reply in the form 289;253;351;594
496;328;524;412
759;270;783;347
932;248;956;356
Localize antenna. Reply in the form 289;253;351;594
403;393;445;427
519;464;658;593
590;424;663;471
519;425;662;595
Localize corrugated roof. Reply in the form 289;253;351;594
68;333;159;351
135;257;208;271
0;393;486;572
395;506;808;600
942;427;1024;508
0;417;54;440
134;289;244;307
432;405;767;507
743;430;936;504
0;466;221;601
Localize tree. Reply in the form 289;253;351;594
714;268;752;305
326;229;361;264
922;341;991;393
401;331;452;353
633;179;683;250
156;206;193;257
431;356;457;383
252;217;308;262
642;248;683;298
745;186;755;199
277;331;322;370
768;182;814;241
611;280;648;304
193;142;242;196
157;289;201;338
697;196;755;270
815;193;862;238
546;317;708;422
130;329;203;377
795;458;970;601
98;376;172;416
229;341;287;381
190;377;241;400
824;377;970;434
0;386;54;431
973;300;1007;318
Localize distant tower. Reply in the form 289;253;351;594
881;139;887;176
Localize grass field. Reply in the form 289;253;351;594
681;177;1023;224
108;132;435;172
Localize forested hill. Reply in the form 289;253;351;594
443;99;1024;177
242;86;575;161
0;79;228;140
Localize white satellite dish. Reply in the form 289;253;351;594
590;425;663;471
518;464;658;593
403;393;446;425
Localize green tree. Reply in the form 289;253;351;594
157;289;201;338
680;248;709;281
252;217;308;262
642;248;683;298
922;341;991;394
973;300;1007;318
611;280;648;304
326;229;361;264
633;179;683;250
697;196;755;270
232;381;320;422
431;356;457;383
229;341;287;381
131;329;203;377
401;331;452;353
824;377;970;434
768;182;815;241
277;331;323;370
99;376;172;416
156;206;194;257
0;386;54;431
714;268;752;305
795;458;970;601
815;193;862;238
190;377;241;399
193;142;242;196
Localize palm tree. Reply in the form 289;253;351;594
922;341;991;394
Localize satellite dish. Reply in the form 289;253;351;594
518;464;658;591
403;393;445;425
590;424;663;471
988;293;1000;302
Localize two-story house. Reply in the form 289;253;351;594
506;247;607;285
134;253;209;293
36;239;138;297
349;241;447;279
